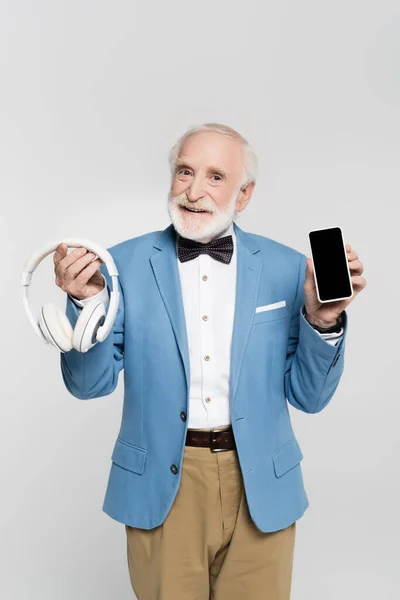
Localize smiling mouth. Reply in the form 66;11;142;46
181;206;210;214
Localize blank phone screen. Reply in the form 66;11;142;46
309;227;352;302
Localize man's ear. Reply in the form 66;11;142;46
236;181;256;212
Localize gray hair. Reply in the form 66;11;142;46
168;123;258;187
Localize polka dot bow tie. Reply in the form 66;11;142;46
177;234;234;264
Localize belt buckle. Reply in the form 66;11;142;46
209;427;229;453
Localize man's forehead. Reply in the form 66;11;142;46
175;156;227;168
177;134;243;169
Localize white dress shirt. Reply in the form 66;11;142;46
70;224;343;429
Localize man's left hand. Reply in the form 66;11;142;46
304;244;367;327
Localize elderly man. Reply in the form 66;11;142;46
56;123;366;599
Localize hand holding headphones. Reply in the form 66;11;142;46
54;243;106;300
22;239;120;354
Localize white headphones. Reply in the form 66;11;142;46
22;239;120;353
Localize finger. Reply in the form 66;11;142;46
346;243;352;252
63;251;99;285
348;259;363;275
53;243;69;266
73;259;103;287
346;250;358;261
55;246;89;277
55;249;91;284
351;275;367;289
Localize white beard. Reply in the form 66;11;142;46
167;184;241;243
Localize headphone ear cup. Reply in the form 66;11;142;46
72;301;107;353
39;303;73;352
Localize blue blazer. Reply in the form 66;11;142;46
61;222;347;533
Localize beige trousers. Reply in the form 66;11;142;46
125;440;296;599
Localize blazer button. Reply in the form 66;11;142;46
180;411;187;422
170;464;178;475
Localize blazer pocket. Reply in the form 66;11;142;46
271;437;303;477
253;303;289;324
111;437;147;475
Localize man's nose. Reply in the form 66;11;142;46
186;177;206;202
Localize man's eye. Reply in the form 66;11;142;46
178;169;191;176
212;174;222;181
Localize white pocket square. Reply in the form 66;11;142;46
255;300;286;313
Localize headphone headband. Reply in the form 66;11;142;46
21;238;118;284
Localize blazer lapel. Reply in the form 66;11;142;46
150;225;191;392
149;222;262;407
230;222;262;406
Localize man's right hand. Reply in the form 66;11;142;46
53;243;105;300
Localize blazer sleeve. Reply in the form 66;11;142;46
60;262;124;400
284;253;347;413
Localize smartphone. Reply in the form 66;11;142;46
308;226;353;303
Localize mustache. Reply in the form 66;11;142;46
171;193;214;213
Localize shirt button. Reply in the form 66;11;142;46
170;464;178;475
205;397;211;403
202;315;208;321
204;355;210;361
202;275;208;281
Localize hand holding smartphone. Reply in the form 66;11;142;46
308;226;353;303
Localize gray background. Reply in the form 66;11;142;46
1;1;399;598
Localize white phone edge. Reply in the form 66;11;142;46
307;225;354;304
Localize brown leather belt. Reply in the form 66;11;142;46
185;426;236;452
